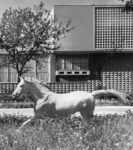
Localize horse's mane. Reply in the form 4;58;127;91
24;77;51;90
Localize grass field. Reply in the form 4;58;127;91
0;110;133;150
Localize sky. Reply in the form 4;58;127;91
0;0;126;18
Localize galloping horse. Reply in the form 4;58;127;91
12;77;129;130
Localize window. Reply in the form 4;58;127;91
56;55;89;71
36;58;49;82
0;56;49;82
0;56;17;82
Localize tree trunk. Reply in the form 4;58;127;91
17;72;22;82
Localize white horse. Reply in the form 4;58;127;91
12;77;130;130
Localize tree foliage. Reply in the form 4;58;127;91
0;2;73;78
118;0;133;11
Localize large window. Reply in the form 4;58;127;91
56;55;89;71
0;56;17;82
21;58;49;82
95;7;133;49
0;56;49;82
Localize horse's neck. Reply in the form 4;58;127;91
29;83;51;103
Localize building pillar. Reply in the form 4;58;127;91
49;53;56;82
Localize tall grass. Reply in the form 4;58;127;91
0;111;133;150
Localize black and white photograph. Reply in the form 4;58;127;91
0;0;133;149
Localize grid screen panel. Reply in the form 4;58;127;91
95;7;133;49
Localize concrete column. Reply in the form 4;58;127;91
48;53;56;82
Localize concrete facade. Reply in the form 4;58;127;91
54;5;94;52
50;5;133;92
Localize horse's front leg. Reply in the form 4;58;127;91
16;116;36;132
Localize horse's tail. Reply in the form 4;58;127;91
91;89;131;105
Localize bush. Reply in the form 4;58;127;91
0;112;133;149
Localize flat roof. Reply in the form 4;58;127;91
54;4;125;7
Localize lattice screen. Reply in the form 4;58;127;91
95;7;133;49
102;71;132;92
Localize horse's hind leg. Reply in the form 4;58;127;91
80;110;94;124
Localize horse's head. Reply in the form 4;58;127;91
12;77;29;99
12;77;51;101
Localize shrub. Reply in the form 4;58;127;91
0;112;133;149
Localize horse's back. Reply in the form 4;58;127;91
55;91;92;101
52;91;93;110
60;90;91;97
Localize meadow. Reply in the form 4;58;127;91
0;111;133;150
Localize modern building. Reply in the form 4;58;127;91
0;4;133;93
52;5;133;92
